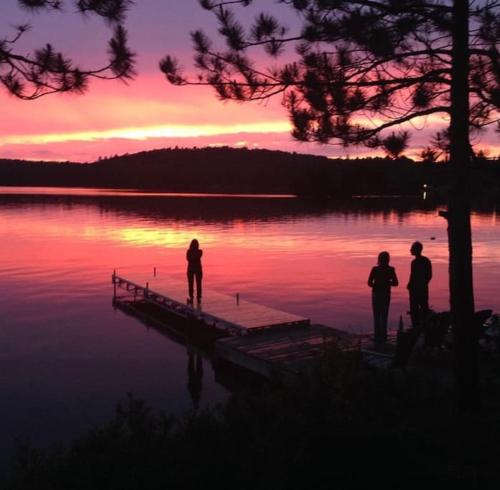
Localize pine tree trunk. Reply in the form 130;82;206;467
448;0;477;411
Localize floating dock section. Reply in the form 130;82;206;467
216;325;360;379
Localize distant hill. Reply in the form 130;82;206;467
1;146;499;198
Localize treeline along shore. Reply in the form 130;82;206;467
1;147;500;199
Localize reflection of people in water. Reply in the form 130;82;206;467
368;251;399;343
186;239;203;303
187;348;203;410
407;241;432;328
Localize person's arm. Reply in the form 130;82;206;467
391;267;399;287
407;260;414;289
368;267;375;288
426;258;432;284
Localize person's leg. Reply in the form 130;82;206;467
411;289;429;327
195;270;202;300
380;292;390;341
187;270;194;300
373;292;385;342
409;289;419;328
420;288;430;321
372;293;379;340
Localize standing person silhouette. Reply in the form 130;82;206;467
407;241;432;328
368;251;399;343
186;238;203;304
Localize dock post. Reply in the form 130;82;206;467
154;267;157;277
145;282;149;299
236;293;239;306
112;269;116;299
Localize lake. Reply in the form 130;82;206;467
1;187;499;467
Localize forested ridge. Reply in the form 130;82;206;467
1;147;499;198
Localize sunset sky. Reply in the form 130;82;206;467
1;0;498;163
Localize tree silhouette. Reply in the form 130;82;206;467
0;0;135;99
420;147;440;164
162;0;500;411
381;131;409;159
431;129;451;162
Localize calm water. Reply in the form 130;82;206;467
1;187;499;466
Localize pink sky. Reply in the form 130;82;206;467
0;1;498;163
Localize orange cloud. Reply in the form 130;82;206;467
2;122;291;146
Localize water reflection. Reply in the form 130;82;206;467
187;348;203;411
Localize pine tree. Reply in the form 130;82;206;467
162;0;500;411
0;0;135;99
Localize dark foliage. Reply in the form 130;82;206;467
161;0;499;149
0;0;135;99
381;131;410;160
3;353;500;489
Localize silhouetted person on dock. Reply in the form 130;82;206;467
368;251;399;343
187;238;203;303
407;241;432;328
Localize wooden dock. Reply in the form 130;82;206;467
112;271;310;336
359;331;399;369
216;324;360;379
112;271;400;380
